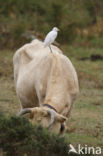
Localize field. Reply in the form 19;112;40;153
64;45;103;148
0;43;103;151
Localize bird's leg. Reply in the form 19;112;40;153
49;45;53;53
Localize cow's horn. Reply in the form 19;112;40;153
47;110;55;128
18;108;32;116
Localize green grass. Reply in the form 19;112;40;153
63;45;103;149
0;46;103;151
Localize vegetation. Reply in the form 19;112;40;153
0;113;94;156
0;0;103;49
0;0;103;155
0;113;68;156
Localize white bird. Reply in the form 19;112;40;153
43;27;60;53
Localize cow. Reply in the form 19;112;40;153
13;39;79;134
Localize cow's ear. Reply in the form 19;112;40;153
57;114;67;122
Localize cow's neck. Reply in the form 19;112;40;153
43;104;57;112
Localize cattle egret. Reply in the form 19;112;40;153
43;27;60;53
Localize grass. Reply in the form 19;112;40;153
0;44;103;153
0;50;19;115
63;45;103;150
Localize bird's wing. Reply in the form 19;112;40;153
44;31;57;47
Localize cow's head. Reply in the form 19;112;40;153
18;107;67;134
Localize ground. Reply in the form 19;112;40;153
0;45;103;149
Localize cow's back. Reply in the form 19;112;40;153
13;39;79;114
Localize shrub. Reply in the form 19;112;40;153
0;113;94;156
0;113;69;156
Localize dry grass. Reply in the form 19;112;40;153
0;50;20;114
63;46;103;148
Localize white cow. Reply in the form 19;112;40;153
13;39;79;133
